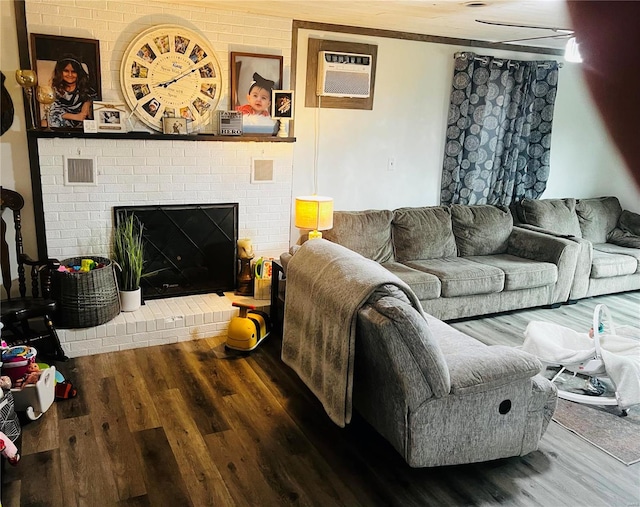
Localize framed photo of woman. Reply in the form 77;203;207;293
30;33;101;130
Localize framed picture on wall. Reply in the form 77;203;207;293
230;52;282;134
30;33;101;130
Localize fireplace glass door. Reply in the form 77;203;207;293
114;203;238;299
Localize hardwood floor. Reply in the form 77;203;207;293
2;292;639;506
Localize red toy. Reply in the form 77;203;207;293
0;430;20;465
14;362;42;389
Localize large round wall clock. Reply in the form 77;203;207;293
120;24;222;132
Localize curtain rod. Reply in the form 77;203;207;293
453;52;563;69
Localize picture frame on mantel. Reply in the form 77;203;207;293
230;52;283;111
230;52;282;135
30;33;102;130
93;102;127;132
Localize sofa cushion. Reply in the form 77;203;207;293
425;315;543;394
590;249;638;278
404;258;504;297
450;205;513;257
323;210;394;263
392;206;457;261
517;198;582;238
593;243;640;274
576;196;623;243
381;261;441;300
466;254;558;290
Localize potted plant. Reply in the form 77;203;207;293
113;214;144;312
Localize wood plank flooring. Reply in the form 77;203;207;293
2;291;639;506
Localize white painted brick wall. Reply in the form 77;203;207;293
26;0;295;262
39;137;293;260
24;0;294;355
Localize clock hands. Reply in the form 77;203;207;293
154;67;198;88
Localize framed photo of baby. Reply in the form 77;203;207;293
30;33;101;130
230;52;282;134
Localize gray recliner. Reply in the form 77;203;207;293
353;286;556;467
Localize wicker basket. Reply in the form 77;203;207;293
52;256;121;328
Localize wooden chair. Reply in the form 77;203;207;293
1;187;68;361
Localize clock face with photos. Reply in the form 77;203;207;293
120;25;222;132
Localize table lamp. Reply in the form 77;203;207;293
295;195;333;239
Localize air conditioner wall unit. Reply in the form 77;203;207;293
316;51;372;98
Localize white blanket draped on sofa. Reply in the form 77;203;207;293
281;239;423;427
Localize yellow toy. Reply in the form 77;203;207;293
226;302;271;352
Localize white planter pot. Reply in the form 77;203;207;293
120;288;141;312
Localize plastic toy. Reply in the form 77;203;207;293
0;430;20;465
226;302;271;352
12;366;57;420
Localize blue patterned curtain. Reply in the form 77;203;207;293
440;52;560;206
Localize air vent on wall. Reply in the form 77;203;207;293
64;156;97;186
251;159;274;183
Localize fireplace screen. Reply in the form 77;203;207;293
113;203;238;299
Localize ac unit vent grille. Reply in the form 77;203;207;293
324;70;370;97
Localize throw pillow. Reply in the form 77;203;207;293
450;204;512;256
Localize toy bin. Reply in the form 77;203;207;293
1;346;37;383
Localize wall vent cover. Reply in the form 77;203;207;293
251;159;274;183
64;156;97;186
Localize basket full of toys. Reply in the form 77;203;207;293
51;256;121;328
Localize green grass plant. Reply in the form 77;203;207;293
113;214;144;291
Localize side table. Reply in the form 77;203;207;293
270;260;286;336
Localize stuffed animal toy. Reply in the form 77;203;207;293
0;375;11;390
14;363;42;389
0;430;20;465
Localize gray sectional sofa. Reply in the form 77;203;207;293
515;196;640;300
281;238;557;467
322;204;580;320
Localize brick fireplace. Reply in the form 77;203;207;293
37;137;293;357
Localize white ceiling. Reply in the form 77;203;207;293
208;0;573;51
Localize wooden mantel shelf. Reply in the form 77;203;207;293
27;130;295;142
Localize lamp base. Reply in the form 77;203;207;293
276;120;287;137
308;230;323;240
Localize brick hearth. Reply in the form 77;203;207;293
57;292;269;358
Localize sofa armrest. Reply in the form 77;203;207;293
512;225;592;299
445;345;542;395
279;245;300;274
508;227;580;302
